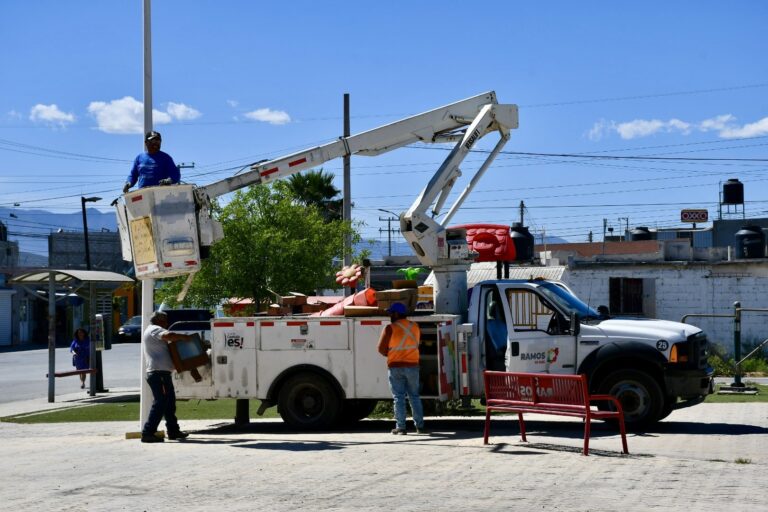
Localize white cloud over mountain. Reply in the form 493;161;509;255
588;114;768;140
87;96;201;134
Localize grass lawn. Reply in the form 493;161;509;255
1;383;765;424
0;398;280;424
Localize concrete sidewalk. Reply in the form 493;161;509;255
1;400;767;511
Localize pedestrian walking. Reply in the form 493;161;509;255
69;328;90;389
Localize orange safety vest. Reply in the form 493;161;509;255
387;319;420;367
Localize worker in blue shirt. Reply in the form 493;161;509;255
123;131;180;193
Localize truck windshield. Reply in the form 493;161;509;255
537;282;599;320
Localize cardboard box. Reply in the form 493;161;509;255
289;292;308;306
376;289;415;301
267;304;290;316
344;306;385;317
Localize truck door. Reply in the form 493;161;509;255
478;285;510;372
502;287;577;374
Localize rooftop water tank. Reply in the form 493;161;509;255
735;225;765;259
510;223;534;262
722;178;744;205
630;226;653;241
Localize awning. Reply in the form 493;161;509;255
10;269;134;285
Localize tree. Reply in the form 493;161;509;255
156;181;359;309
286;169;343;221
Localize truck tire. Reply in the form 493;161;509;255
598;369;663;431
277;373;341;430
340;399;378;424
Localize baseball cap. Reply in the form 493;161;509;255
145;131;161;141
386;302;407;315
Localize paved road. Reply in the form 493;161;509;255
1;402;766;511
0;343;141;403
1;347;767;511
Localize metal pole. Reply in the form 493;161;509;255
139;0;154;430
88;282;96;396
47;272;55;402
732;301;743;387
343;93;352;295
81;197;91;270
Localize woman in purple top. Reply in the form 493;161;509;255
70;328;90;389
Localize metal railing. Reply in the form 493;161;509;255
682;301;768;387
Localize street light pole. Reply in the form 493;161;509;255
81;196;102;395
378;209;400;258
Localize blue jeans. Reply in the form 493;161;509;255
388;366;424;430
142;371;180;436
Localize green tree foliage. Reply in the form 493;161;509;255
156;181;358;310
286;169;343;221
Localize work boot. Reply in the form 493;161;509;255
391;428;407;435
141;434;164;443
167;430;189;440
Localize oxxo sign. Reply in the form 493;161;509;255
681;209;708;223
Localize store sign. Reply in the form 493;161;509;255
681;209;708;223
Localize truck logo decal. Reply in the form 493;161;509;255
225;333;244;349
656;340;669;351
464;128;480;150
520;348;559;364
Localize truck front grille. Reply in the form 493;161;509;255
687;332;709;369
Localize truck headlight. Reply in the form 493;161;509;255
669;342;689;363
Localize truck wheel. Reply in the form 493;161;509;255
277;373;341;430
658;397;675;422
340;399;378;424
599;369;663;430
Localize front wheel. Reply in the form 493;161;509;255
598;369;663;431
277;373;341;430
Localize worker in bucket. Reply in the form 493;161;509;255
377;302;428;435
141;311;195;443
123;131;180;193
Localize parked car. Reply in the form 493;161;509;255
117;316;142;342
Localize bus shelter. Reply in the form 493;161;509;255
11;269;134;402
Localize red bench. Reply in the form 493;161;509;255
46;369;97;378
483;371;628;456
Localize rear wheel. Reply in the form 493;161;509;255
277;373;341;430
599;369;663;431
340;399;378;424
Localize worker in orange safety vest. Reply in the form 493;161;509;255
377;302;427;435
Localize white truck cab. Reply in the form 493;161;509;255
470;279;713;428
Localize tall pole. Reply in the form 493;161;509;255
47;271;55;402
140;0;155;430
343;94;351;272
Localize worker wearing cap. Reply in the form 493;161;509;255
377;302;427;435
123;131;180;193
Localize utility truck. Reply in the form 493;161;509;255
115;91;712;430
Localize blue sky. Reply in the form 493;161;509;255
2;1;767;255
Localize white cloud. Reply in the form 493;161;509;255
226;99;239;108
87;96;201;134
587;119;614;141
719;116;768;139
7;110;22;120
166;102;201;121
244;108;291;125
589;113;767;140
29;104;75;127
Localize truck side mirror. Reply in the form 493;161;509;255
570;312;580;336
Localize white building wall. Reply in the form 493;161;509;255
562;263;768;353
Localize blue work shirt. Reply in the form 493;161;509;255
127;151;180;189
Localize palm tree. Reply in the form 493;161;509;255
286;169;343;221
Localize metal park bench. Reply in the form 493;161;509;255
483;371;629;456
46;369;97;378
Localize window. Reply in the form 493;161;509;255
609;278;644;315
